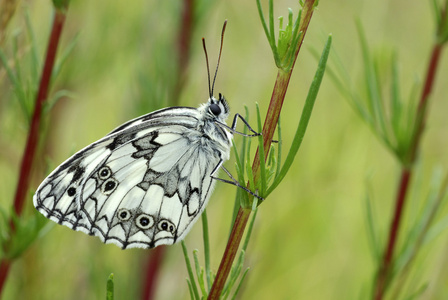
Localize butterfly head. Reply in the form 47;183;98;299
207;93;230;122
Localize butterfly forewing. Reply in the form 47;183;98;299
34;99;232;249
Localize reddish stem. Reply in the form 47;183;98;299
207;208;251;300
177;0;193;75
13;10;67;216
374;169;411;299
0;261;11;296
253;0;315;172
208;1;316;298
252;70;291;173
374;42;444;300
141;246;166;300
171;0;194;105
0;8;67;296
140;0;195;298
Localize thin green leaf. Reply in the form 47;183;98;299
193;249;206;296
268;0;280;64
231;142;246;226
402;283;429;300
423;174;448;244
284;11;302;71
256;0;273;52
275;115;282;179
245;142;255;208
255;103;267;197
230;107;250;227
11;34;30;121
285;30;303;71
319;45;376;129
356;20;389;146
365;187;380;261
7;210;47;260
392;172;447;298
45;89;76;112
267;34;332;196
431;0;441;25
231;268;250;300
182;241;200;300
187;279;195;300
0;47;19;90
52;32;80;81
242;206;258;252
222;250;245;299
404;81;419;157
389;52;402;151
24;9;40;84
201;211;211;291
425;213;448;244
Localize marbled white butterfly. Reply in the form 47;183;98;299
33;21;259;249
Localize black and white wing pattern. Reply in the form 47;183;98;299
33;96;233;249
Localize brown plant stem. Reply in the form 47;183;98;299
207;208;251;300
0;7;68;296
172;0;194;105
374;42;445;300
208;1;316;298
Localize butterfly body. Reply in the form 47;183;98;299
34;96;233;249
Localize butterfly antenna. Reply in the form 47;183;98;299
202;38;212;98
211;20;227;97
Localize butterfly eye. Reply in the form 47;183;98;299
136;214;154;230
209;103;221;116
117;208;132;221
98;166;112;180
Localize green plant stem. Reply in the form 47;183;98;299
0;6;68;296
374;41;445;300
208;1;316;298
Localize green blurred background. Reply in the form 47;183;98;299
1;0;448;299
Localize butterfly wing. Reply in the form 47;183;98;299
34;107;226;249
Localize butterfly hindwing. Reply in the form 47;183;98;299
34;105;228;249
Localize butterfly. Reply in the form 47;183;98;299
33;21;260;249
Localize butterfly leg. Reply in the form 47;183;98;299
230;113;261;136
232;114;280;143
210;159;263;200
215;114;260;137
216;114;278;143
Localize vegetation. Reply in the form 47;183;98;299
0;0;447;299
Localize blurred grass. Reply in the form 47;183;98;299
1;0;448;299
